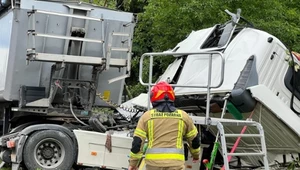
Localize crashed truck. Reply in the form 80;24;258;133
121;9;300;169
0;0;299;169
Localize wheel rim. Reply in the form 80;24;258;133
34;138;65;168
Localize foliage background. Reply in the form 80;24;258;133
86;0;300;97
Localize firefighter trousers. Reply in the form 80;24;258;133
145;165;185;170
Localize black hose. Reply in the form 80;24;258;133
106;123;136;130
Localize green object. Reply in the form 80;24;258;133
142;143;148;153
226;102;243;120
204;142;220;170
137;143;148;167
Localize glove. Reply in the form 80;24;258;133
128;166;138;170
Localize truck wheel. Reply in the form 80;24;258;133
23;130;75;170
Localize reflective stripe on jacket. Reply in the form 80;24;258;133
129;109;200;167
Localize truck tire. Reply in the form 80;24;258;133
23;130;75;170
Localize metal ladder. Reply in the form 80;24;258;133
106;31;132;84
25;5;133;108
190;103;269;170
138;51;269;170
26;6;131;68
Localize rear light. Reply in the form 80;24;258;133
6;140;15;148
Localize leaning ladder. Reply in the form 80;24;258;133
139;51;269;170
190;101;269;170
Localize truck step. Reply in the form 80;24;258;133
111;47;129;52
19;86;46;107
33;53;105;65
224;134;262;137
112;32;130;37
227;152;265;156
34;33;104;44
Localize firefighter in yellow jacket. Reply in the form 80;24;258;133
129;81;201;170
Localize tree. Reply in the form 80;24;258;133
83;0;116;8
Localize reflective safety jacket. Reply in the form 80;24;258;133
129;109;200;167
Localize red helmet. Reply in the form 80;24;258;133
150;81;175;103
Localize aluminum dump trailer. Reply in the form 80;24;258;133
0;0;135;107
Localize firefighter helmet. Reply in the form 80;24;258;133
150;81;175;103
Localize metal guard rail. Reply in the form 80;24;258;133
138;51;225;124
